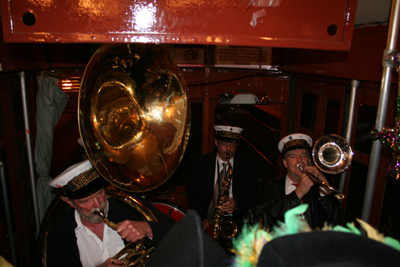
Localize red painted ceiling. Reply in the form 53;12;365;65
1;0;358;51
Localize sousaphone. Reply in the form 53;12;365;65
39;44;190;266
78;43;191;265
79;43;191;193
39;43;190;267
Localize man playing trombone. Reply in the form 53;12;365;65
251;133;343;229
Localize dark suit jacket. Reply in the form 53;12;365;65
186;152;260;230
251;176;343;229
46;197;175;267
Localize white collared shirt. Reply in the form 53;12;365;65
75;202;125;267
285;175;298;195
285;175;306;220
214;156;234;198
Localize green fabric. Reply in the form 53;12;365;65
35;71;69;222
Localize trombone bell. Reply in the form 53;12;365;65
313;135;353;175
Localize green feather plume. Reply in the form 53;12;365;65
231;204;400;267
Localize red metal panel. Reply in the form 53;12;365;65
279;25;395;83
1;0;357;51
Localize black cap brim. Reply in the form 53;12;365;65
216;136;241;143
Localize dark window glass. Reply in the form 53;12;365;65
215;104;281;180
379;177;400;241
0;98;3;139
17;139;33;220
0;148;14;242
345;159;368;223
354;104;377;155
12;89;25;132
324;98;341;135
300;92;317;131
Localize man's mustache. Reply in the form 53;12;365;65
91;203;107;216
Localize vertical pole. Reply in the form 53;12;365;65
0;162;17;266
338;79;358;194
20;71;40;235
361;0;400;222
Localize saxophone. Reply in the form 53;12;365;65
210;153;238;240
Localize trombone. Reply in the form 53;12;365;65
297;134;353;200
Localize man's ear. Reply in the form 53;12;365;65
283;158;288;168
214;138;218;147
60;196;75;208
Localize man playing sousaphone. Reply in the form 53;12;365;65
251;133;344;229
46;159;174;267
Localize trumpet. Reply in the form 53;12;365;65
297;134;353;200
297;164;345;199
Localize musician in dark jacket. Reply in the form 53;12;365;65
46;159;174;267
186;125;260;236
251;133;343;229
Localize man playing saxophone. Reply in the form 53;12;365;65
186;125;260;250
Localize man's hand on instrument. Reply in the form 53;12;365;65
96;258;124;266
117;220;153;242
221;197;236;214
295;172;314;200
303;165;329;184
303;165;332;195
296;166;330;198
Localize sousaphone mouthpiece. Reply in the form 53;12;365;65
94;208;119;230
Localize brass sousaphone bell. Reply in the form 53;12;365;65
78;43;191;265
79;43;191;193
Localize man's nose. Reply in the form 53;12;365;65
92;197;101;208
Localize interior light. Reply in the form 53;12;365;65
58;77;82;92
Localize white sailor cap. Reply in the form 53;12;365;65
278;133;313;155
214;125;243;143
49;159;106;199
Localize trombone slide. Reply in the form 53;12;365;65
297;164;345;200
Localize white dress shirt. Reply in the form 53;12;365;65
214;156;234;198
285;175;298;195
75;202;125;267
